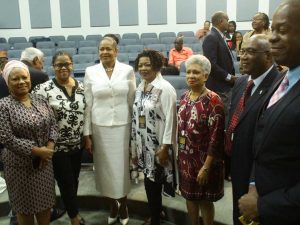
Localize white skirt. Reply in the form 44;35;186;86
92;123;131;198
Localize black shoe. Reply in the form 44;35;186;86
50;208;66;222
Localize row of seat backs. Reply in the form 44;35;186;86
0;32;195;44
4;42;203;60
0;36;200;51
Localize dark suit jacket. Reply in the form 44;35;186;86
0;75;9;98
21;60;49;91
254;70;300;225
203;27;235;93
228;66;280;225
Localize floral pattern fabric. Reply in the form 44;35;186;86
33;78;85;153
177;91;225;201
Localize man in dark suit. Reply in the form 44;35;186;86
202;11;235;107
227;34;280;225
0;50;9;98
239;1;300;224
203;11;236;181
20;47;49;91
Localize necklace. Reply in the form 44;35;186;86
189;87;207;101
105;68;113;72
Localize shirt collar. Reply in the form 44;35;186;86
213;26;225;38
249;65;274;88
286;65;300;88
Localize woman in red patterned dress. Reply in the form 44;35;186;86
177;55;225;225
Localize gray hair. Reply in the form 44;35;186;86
20;47;44;62
185;55;211;75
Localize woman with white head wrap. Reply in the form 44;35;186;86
0;60;58;225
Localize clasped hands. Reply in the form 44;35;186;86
238;185;259;223
32;144;54;169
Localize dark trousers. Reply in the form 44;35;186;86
144;177;162;225
52;150;83;219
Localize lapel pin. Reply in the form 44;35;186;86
259;90;263;94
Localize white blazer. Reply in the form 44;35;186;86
83;60;136;135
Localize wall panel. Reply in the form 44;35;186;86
147;0;167;25
176;0;196;24
0;0;21;28
29;0;52;28
236;0;259;21
118;0;139;26
60;0;81;27
206;0;227;21
89;0;110;27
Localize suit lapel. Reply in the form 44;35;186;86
212;27;233;60
237;67;279;124
255;77;300;155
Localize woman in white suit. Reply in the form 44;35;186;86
83;37;136;225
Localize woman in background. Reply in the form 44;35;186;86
0;60;58;225
33;51;85;225
84;37;136;225
177;55;224;225
131;49;177;225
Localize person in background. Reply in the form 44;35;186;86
131;49;177;225
177;55;224;225
196;20;211;40
202;11;235;127
225;21;237;49
0;60;58;225
232;32;243;60
168;36;193;70
242;12;271;48
0;50;9;97
33;51;86;225
84;37;136;225
20;47;49;91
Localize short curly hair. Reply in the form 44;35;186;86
134;49;163;72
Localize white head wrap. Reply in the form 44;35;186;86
2;60;29;85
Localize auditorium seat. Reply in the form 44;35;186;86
56;47;77;56
141;33;158;39
28;36;44;43
57;41;76;48
192;43;203;54
183;36;198;44
125;45;144;54
159;32;176;40
122;33;139;40
86;34;102;43
179;61;186;76
43;56;53;66
177;31;195;37
78;46;98;55
0;43;10;51
73;54;95;64
13;42;33;50
8;37;27;45
117;53;129;64
49;35;66;45
160;37;176;46
120;39;141;46
163;75;188;102
0;37;7;43
78;40;97;48
40;48;55;57
36;41;56;49
141;38;160;46
8;49;23;59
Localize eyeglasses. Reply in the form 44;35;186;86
240;48;269;56
53;62;72;68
